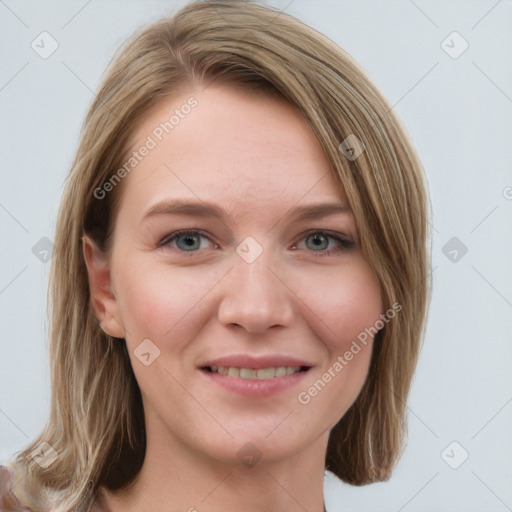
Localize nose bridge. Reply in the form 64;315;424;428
217;236;294;332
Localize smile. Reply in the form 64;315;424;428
204;365;307;380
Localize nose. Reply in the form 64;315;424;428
217;247;294;333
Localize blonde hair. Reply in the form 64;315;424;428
9;1;431;509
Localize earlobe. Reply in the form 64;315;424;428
82;234;125;338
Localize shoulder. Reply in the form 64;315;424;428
0;464;32;511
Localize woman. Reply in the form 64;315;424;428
0;1;431;510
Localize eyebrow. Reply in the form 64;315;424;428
142;199;351;223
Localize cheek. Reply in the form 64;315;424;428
112;257;223;342
295;262;382;419
300;260;383;351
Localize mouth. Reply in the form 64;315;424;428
198;355;313;397
201;365;311;380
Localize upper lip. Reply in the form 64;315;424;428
200;354;313;369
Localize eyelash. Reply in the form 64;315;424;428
158;229;355;257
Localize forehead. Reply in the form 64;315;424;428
118;84;346;220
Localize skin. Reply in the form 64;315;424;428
83;83;383;512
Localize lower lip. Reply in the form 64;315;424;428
199;368;311;397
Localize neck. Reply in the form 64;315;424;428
99;414;329;512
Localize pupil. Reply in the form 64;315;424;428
309;234;327;250
179;235;199;250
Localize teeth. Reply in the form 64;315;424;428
240;368;257;379
256;367;275;379
228;367;240;378
209;366;303;380
275;366;287;377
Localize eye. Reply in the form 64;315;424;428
292;230;355;256
158;229;355;257
159;229;216;254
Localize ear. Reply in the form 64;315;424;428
82;234;125;338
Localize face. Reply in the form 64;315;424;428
84;84;383;466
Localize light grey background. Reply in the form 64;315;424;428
1;1;511;510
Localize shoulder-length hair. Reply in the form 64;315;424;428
10;1;431;510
